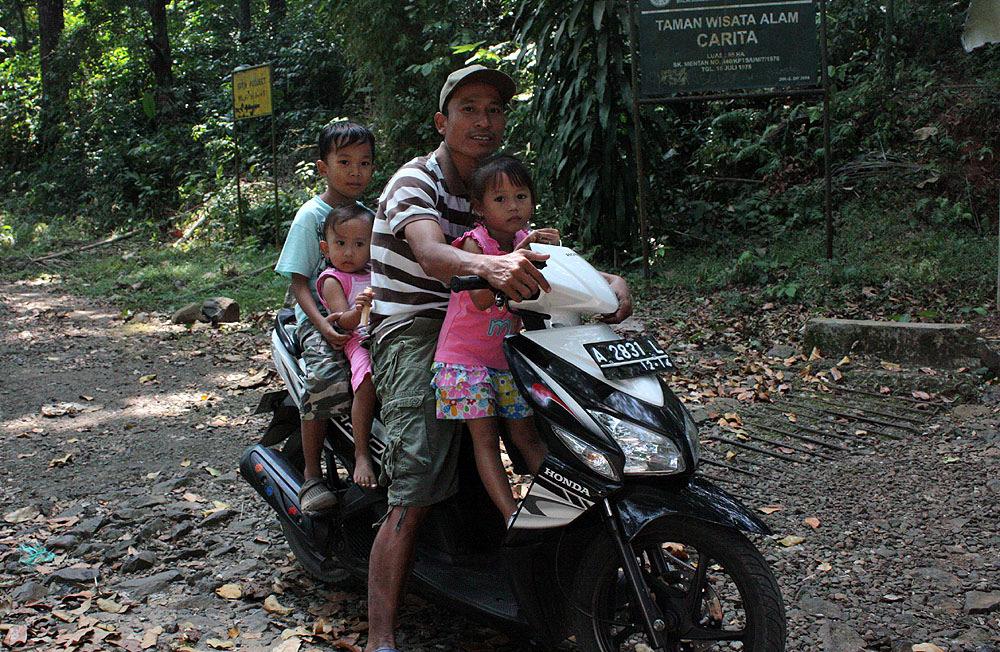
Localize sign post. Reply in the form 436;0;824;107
232;63;278;241
627;0;833;259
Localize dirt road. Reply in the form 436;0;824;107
1;279;998;651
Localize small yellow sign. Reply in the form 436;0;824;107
232;64;272;120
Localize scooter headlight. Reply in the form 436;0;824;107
550;423;620;481
589;411;686;475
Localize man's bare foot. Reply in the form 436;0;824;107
354;452;377;488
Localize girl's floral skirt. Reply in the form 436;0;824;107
431;362;533;420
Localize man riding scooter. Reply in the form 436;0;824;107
364;64;632;652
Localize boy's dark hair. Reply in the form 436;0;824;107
323;203;374;239
469;154;535;205
318;121;375;161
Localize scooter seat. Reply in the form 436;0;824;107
275;308;303;358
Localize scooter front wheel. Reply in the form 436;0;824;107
572;517;785;652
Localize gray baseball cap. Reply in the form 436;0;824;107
439;64;516;112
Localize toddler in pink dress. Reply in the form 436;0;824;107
432;155;559;522
316;204;377;488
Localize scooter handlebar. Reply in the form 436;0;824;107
449;275;492;292
449;260;547;294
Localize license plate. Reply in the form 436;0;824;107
584;336;674;380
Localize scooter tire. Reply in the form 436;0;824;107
571;517;785;651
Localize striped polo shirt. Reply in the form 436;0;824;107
370;143;476;337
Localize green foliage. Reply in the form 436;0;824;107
514;0;638;255
1;0;352;237
327;0;517;167
1;0;997;309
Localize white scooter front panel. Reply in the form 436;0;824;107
521;325;665;407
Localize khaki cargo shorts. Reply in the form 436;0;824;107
371;317;462;507
296;319;351;421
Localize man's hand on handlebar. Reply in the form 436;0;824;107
481;249;551;302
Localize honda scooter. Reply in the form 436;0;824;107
241;244;786;651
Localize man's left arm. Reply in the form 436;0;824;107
599;272;632;324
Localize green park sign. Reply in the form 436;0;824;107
634;0;820;97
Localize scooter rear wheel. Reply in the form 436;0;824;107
572;517;785;651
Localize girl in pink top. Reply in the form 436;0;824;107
316;204;377;488
432;155;558;521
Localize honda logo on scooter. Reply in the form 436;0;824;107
542;468;591;497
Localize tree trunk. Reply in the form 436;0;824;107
238;0;251;37
37;0;66;146
268;0;285;28
144;0;173;95
14;0;32;51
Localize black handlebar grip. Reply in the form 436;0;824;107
449;258;548;292
450;275;492;292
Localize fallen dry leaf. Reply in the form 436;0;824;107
52;609;76;622
4;505;41;523
280;626;312;639
759;505;783;515
816;562;832;572
139;374;157;384
141;626;163;649
264;594;294;616
911;390;932;401
808;347;822;361
777;535;805;547
829;367;843;382
206;638;235;650
803;517;821;529
272;637;302;652
49;452;74;468
3;624;28;647
216;584;242;600
96;597;128;614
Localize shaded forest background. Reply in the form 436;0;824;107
1;0;999;316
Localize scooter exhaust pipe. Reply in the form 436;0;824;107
239;444;331;547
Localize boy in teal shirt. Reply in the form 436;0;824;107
274;121;375;512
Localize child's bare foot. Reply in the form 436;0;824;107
353;453;377;489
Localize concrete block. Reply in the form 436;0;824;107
803;318;979;366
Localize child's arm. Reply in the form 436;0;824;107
333;286;373;331
291;274;349;348
515;228;560;250
317;275;356;330
459;238;496;311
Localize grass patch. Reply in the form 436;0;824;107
648;190;995;320
2;234;288;315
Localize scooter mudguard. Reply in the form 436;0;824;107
239;444;332;549
617;476;772;540
255;391;300;447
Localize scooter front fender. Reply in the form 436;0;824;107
616;476;772;540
